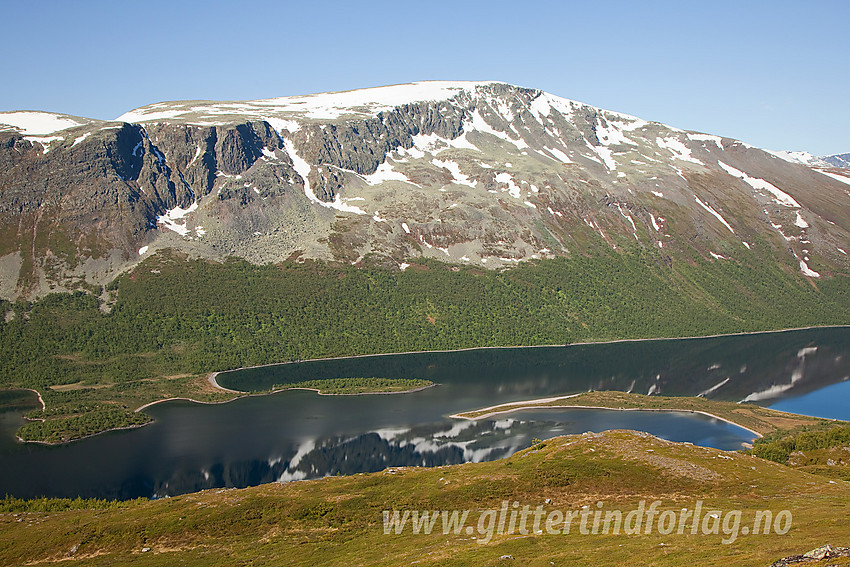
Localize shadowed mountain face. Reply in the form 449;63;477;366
1;81;848;299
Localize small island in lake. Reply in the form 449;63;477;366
270;377;434;395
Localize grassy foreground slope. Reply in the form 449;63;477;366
1;430;848;566
1;248;849;442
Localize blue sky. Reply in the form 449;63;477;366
2;0;847;155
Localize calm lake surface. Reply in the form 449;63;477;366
769;379;850;421
1;327;848;500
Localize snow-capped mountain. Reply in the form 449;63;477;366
820;153;850;169
766;150;827;167
0;81;848;298
768;150;850;169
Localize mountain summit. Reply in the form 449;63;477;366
0;81;848;298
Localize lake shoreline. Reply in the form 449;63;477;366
15;420;153;446
210;324;850;389
9;381;438;446
449;395;765;439
8;324;846;446
135;380;437;413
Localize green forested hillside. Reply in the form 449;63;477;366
1;247;848;442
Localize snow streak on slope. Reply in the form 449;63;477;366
529;92;576;121
818;170;850;186
284;138;367;214
656;136;703;165
71;132;91;147
469;110;529;150
694;196;735;234
717;161;801;208
595;119;637;147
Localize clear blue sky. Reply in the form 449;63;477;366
2;0;847;155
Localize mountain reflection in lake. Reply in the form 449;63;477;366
0;327;847;500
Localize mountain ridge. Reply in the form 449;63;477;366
1;81;848;300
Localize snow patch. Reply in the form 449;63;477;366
116;108;193;123
590;146;617;170
543;146;572;163
650;215;660;232
24;135;64;152
372;427;411;441
0;111;84;135
818;170;850;186
432;158;477;187
799;259;820;278
717;161;801;208
765;150;820;166
285;138;367;214
138;246;149;256
694;196;735;234
157;202;198;237
405;131;480;156
794;211;809;228
469;110;528;150
263;117;301;134
687;133;724;150
363;162;413;185
70;132;91;147
656;136;703;165
495;172;522;198
188;145;203;166
528;92;577;123
253;81;490;120
595;119;636;147
615;203;638;235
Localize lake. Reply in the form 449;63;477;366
1;327;848;500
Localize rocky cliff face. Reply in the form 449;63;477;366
0;81;848;299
